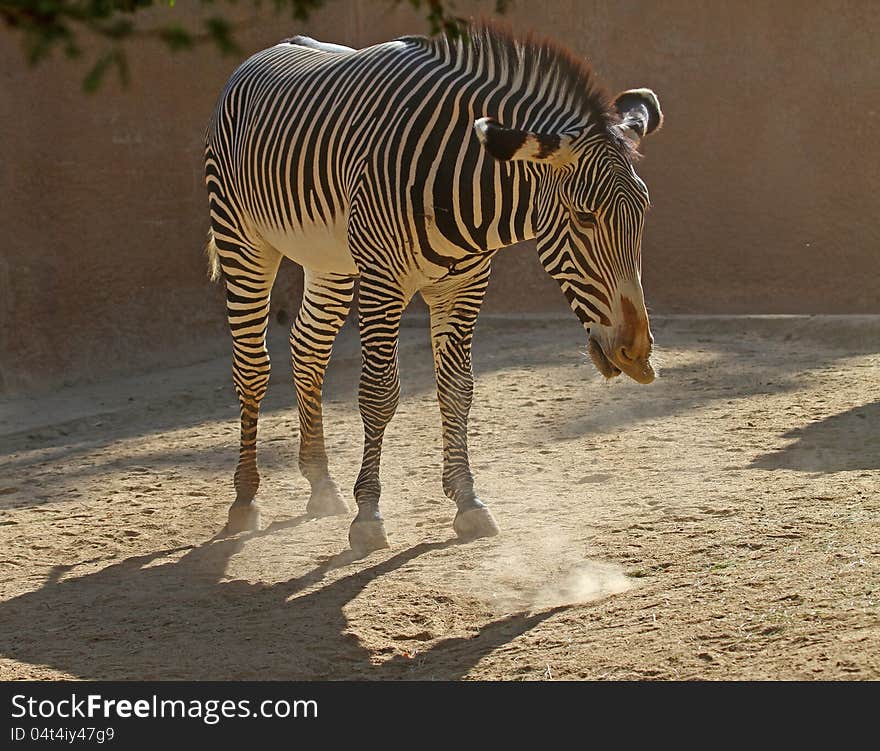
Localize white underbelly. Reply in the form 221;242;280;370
261;215;358;275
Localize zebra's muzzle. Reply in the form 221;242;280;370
614;348;656;384
588;337;622;380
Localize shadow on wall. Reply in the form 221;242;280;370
0;524;560;680
749;401;880;473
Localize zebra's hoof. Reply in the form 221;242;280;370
349;520;389;557
306;479;350;517
453;505;500;541
226;503;261;534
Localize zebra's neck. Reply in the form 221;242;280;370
400;54;576;267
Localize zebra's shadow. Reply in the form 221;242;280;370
0;519;559;680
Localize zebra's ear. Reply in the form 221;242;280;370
614;89;663;144
474;118;573;164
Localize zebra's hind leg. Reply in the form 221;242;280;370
292;271;355;517
220;238;282;533
348;274;409;555
422;262;499;542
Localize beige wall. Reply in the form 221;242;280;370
2;1;878;392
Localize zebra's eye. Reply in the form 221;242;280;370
573;210;597;228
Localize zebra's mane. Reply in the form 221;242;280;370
400;21;630;153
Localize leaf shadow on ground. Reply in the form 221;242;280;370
539;331;875;443
3;318;874;507
749;401;880;472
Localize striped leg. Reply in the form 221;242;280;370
348;274;409;555
292;270;355;516
423;263;500;541
220;238;282;533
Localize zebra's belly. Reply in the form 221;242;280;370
261;216;358;275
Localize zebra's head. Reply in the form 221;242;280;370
474;89;663;384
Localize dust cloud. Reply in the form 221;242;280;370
460;531;634;614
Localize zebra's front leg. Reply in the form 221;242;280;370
423;265;500;541
348;276;408;555
292;271;355;516
221;242;282;533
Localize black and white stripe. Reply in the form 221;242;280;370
204;23;663;550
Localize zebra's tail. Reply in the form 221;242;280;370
205;228;221;282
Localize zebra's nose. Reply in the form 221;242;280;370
613;343;655;383
616;345;636;363
610;294;655;383
613;343;652;369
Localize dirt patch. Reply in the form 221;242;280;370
0;315;877;680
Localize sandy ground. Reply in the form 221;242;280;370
0;314;877;681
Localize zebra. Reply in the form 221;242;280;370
204;23;663;555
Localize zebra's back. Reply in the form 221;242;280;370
206;38;431;274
